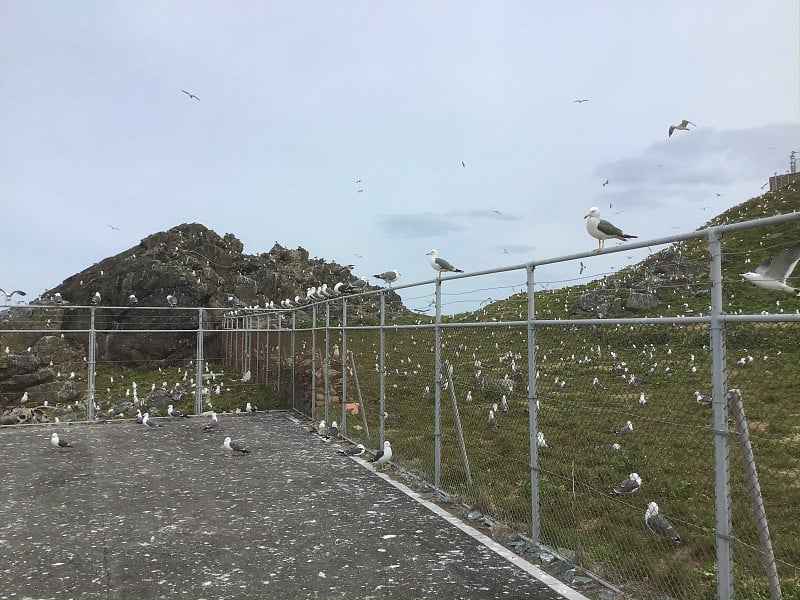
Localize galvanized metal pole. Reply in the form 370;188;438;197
195;309;204;415
291;311;297;411
340;299;348;436
324;303;330;424
276;314;282;396
311;304;317;420
434;278;442;488
443;362;472;485
709;229;734;600
265;314;271;387
87;306;96;422
526;265;541;543
728;389;782;600
379;292;386;444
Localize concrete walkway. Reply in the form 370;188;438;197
0;412;585;599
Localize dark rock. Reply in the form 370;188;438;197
626;291;659;310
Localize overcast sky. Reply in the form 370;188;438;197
2;1;798;312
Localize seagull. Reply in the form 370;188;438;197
106;224;120;230
167;294;178;307
614;420;634;435
245;402;256;413
602;179;609;186
584;207;637;252
694;391;712;406
128;294;138;306
135;409;144;424
370;440;392;467
668;119;696;137
612;472;643;495
92;291;101;305
203;412;219;430
488;409;499;429
223;437;250;455
317;420;328;438
53;292;64;304
168;404;189;418
536;431;549;447
0;288;27;300
50;432;72;450
579;261;586;275
573;99;590;103
328;420;339;440
461;160;466;168
181;89;200;101
374;270;400;285
426;250;464;278
338;443;366;457
592;376;606;390
741;245;800;295
645;502;681;541
142;412;163;427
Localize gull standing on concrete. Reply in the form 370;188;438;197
741;245;800;295
426;250;464;278
370;440;392;468
223;437;250;456
50;432;72;450
203;412;219;430
668;119;696;137
584;207;637;252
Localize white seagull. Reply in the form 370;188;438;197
584;207;637;252
166;294;178;307
694;391;712;406
645;502;681;541
223;436;250;455
328;420;339;440
50;432;72;450
536;431;549;448
338;443;366;457
612;472;643;495
741;245;800;295
668;119;696;137
142;412;163;427
168;404;189;418
92;291;101;305
426;250;464;278
245;402;256;413
614;420;634;435
203;412;219;430
370;440;392;467
128;294;139;306
374;270;400;285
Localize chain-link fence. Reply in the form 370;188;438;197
1;211;798;599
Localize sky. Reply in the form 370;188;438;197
2;1;799;313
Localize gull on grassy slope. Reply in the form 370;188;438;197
668;119;696;137
645;502;681;541
584;207;637;252
741;245;800;295
612;472;642;495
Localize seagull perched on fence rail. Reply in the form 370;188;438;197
426;250;463;278
584;207;637;252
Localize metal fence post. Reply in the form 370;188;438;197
195;308;204;415
265;313;271;387
709;229;734;600
311;304;317;421
291;311;296;410
526;264;541;544
340;299;348;436
276;314;282;396
324;303;330;424
87;306;96;422
434;278;442;488
379;292;386;445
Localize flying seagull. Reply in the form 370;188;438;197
612;472;643;495
741;245;800;295
645;502;681;541
203;412;219;430
181;89;200;101
370;440;392;468
223;437;250;456
338;443;366;457
584;207;637;252
374;270;400;285
668;119;696;137
602;179;609;186
106;224;120;230
167;404;189;418
461;160;466;167
573;99;590;103
0;288;27;300
50;432;72;450
426;249;464;278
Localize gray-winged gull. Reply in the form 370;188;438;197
51;432;72;450
741;245;800;295
426;250;464;278
203;412;219;430
128;294;138;306
245;402;256;413
92;291;101;305
338;443;366;457
0;288;27;300
142;412;163;427
370;440;392;467
612;472;642;495
328;420;339;440
614;420;634;435
168;404;189;418
536;431;549;448
223;437;250;456
167;294;178;307
584;207;637;252
487;409;499;429
694;391;712;406
668;119;696;137
645;502;681;541
374;270;400;285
